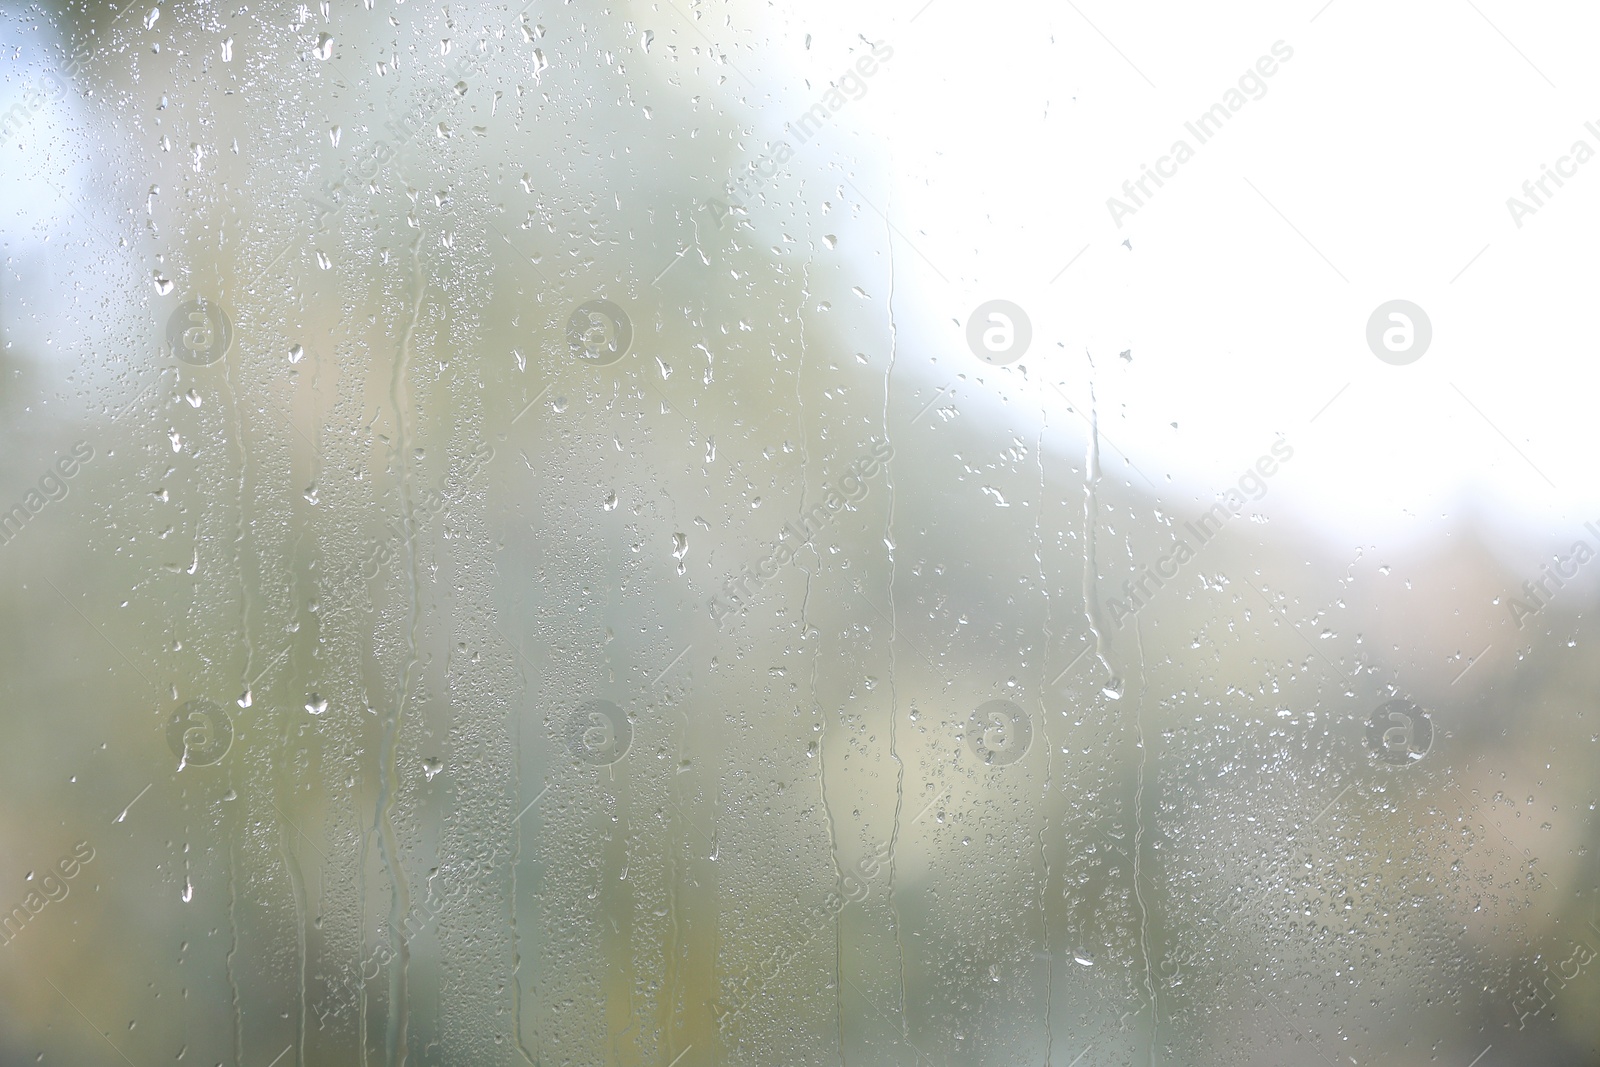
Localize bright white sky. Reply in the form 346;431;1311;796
745;0;1600;556
5;0;1598;559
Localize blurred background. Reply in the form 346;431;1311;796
0;0;1597;1064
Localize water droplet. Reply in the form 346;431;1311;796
672;532;688;560
313;33;334;61
315;250;331;270
329;125;341;147
154;276;173;295
144;7;160;30
168;429;182;452
288;343;304;364
305;694;328;715
237;687;251;708
602;491;619;512
184;389;201;407
552;395;568;413
1101;679;1124;700
823;234;837;249
422;757;443;782
181;878;193;903
642;29;654;51
221;37;233;62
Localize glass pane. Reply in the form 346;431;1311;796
2;2;1596;1065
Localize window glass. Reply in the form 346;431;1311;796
1;2;1596;1065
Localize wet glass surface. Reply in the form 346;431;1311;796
1;2;1597;1064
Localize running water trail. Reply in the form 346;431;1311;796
798;258;848;1065
1034;408;1056;1065
1081;349;1156;1059
218;347;252;1067
375;228;427;1066
225;824;243;1067
878;185;910;1044
1130;619;1157;1067
1080;349;1122;701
